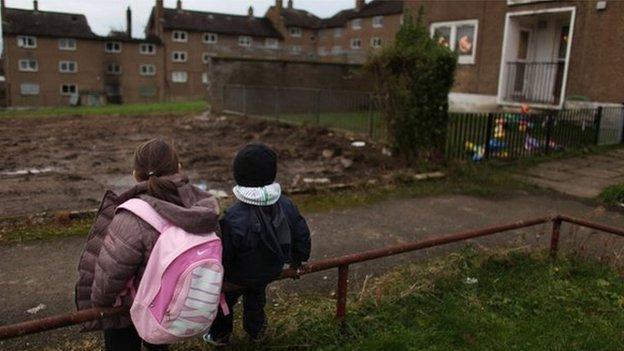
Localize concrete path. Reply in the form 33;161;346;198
524;148;624;198
1;193;623;350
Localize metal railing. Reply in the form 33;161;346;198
502;61;565;105
1;214;623;340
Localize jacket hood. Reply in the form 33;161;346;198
118;174;219;234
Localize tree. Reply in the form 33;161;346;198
365;7;457;162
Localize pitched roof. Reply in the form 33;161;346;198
160;8;282;38
320;0;404;28
279;8;322;29
320;9;357;28
2;7;98;39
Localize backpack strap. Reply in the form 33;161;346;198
117;198;170;233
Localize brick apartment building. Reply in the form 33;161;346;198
405;0;624;110
1;0;405;107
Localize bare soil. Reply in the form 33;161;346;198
0;113;400;217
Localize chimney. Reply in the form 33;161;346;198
33;0;38;11
248;6;254;18
287;0;293;9
356;0;365;11
1;0;5;14
126;7;132;38
176;0;182;10
154;0;164;37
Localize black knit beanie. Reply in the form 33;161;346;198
233;143;277;187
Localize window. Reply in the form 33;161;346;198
350;38;362;49
289;27;302;37
171;71;188;83
106;62;122;75
172;31;188;42
20;83;39;95
334;28;343;38
203;32;218;44
139;85;157;97
318;47;328;56
19;59;38;72
507;0;554;4
140;64;156;76
351;19;362;30
202;52;212;63
370;37;383;49
430;19;478;64
265;38;279;49
289;45;302;54
105;41;122;53
60;84;78;96
17;36;37;48
58;38;76;50
172;51;187;62
139;43;156;55
238;36;252;47
59;61;77;73
332;45;342;55
202;72;209;85
372;16;384;28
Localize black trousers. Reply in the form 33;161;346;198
209;284;268;339
103;326;169;351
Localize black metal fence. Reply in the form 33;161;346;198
502;61;565;105
221;85;624;161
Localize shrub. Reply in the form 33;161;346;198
365;7;457;162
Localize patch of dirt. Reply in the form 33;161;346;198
0;113;401;217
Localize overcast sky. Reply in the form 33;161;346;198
2;0;356;37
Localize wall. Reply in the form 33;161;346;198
207;56;373;113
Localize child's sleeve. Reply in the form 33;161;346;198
289;204;311;266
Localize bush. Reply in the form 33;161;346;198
365;7;457;162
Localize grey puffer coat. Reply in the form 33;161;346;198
74;174;219;331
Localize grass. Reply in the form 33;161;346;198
167;249;624;350
599;183;624;206
0;100;208;119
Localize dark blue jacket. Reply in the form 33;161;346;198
219;196;311;286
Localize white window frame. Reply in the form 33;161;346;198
370;37;383;49
202;52;213;63
334;28;343;38
18;59;38;72
332;45;342;55
202;72;209;85
372;16;384;28
171;71;188;83
140;64;156;76
20;83;40;96
289;27;303;37
351;18;362;30
59;61;77;73
58;38;76;51
430;19;479;65
172;30;188;42
507;0;555;4
318;46;327;56
17;36;37;48
60;84;78;96
350;38;362;50
139;43;156;55
238;36;252;47
106;62;122;75
289;45;302;54
105;41;122;53
172;51;188;62
265;38;279;49
203;32;218;44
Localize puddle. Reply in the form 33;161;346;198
1;167;56;176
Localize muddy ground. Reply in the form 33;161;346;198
0;113;400;217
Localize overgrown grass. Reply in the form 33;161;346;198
0;100;208;119
170;249;624;350
599;183;624;206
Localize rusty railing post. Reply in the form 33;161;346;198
336;264;349;326
550;217;562;258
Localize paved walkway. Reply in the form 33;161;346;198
524;148;624;199
2;193;623;350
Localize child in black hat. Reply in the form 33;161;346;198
204;143;311;345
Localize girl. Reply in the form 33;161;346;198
75;138;220;351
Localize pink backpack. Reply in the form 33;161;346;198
116;198;228;345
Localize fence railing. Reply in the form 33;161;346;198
221;85;624;160
1;214;623;340
502;61;565;105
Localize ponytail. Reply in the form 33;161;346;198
134;138;184;206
